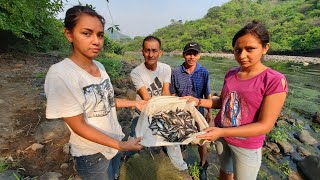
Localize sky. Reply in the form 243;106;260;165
58;0;230;38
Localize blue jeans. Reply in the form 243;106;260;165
215;138;262;180
74;152;121;180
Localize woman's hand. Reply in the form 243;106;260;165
119;137;143;151
180;96;199;106
197;127;223;141
135;100;147;111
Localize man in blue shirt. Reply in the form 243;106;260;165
170;42;212;180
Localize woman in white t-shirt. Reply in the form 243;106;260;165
45;6;145;179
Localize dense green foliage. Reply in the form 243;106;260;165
123;0;320;55
0;0;123;54
0;0;69;52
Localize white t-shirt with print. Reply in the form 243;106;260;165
45;58;124;159
130;62;171;100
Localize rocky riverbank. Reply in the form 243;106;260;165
162;52;320;64
0;52;319;179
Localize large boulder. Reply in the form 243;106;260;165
34;119;69;143
297;156;320;180
294;130;318;145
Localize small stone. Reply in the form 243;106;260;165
14;63;24;68
39;172;62;180
312;112;320;124
277;141;294;154
60;163;68;169
296;119;304;126
0;99;5;104
62;144;70;154
276;120;289;127
31;143;44;151
126;89;136;100
287;118;296;125
265;142;280;154
296;146;311;157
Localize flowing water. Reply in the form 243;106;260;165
160;55;320;178
129;54;320;178
161;55;320;121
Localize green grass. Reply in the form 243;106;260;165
0;159;8;172
188;162;200;180
267;125;289;143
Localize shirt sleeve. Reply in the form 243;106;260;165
170;69;177;94
203;70;211;97
130;69;145;91
45;70;83;119
265;74;288;96
163;64;171;83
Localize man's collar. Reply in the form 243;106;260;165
181;63;201;73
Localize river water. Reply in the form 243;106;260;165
160;55;320;178
161;55;320;120
129;54;320;178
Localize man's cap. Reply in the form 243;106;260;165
183;42;201;53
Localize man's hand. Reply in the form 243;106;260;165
135;100;147;111
119;137;143;151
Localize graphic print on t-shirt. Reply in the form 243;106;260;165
83;79;115;118
147;77;162;97
221;91;242;127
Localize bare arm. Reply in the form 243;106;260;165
115;98;146;111
198;92;287;141
182;96;221;109
205;94;213;124
162;82;170;96
64;114;143;151
137;87;151;100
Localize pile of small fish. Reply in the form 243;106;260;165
148;108;198;142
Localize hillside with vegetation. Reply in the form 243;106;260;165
123;0;320;56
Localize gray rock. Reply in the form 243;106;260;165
294;130;318;145
312;112;320;124
296;119;304;126
62;144;70;154
277;141;294;154
296;146;311;157
31;143;44;151
297;156;320;180
287;118;296;125
289;171;303;180
114;87;126;95
39;172;62;180
267;154;278;163
60;163;68;169
34;120;69;143
126;89;136;100
265;142;280;154
117;108;134;123
0;170;21;180
276;120;289;127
